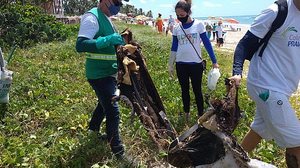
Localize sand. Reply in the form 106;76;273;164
210;24;300;96
212;24;250;51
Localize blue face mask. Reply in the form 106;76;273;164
107;4;120;15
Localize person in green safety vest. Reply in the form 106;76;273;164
76;0;128;158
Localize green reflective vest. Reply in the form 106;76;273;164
86;8;117;79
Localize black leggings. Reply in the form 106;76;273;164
176;63;204;116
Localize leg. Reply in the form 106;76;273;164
241;84;272;153
216;38;220;47
286;147;300;168
219;38;224;47
158;25;163;34
88;79;106;132
166;27;169;36
248;85;300;167
89;103;105;132
207;32;211;40
190;63;204;116
96;77;122;146
89;77;123;155
264;94;300;168
241;129;262;153
170;25;174;34
260;90;300;167
176;63;191;114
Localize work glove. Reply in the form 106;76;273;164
96;33;125;49
168;51;176;79
109;33;125;46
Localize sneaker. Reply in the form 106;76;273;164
98;133;108;141
88;130;107;141
185;113;190;123
87;129;98;136
178;112;184;119
116;153;134;164
111;144;125;158
115;152;126;160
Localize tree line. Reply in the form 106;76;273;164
0;0;153;17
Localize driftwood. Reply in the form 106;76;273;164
114;29;177;151
167;79;250;167
113;29;277;168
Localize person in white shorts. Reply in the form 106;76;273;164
166;15;175;36
230;0;300;167
215;21;223;47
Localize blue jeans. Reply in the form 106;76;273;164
88;77;122;147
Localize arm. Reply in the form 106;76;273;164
200;32;218;68
76;13;124;53
232;4;277;82
168;35;178;78
232;31;260;76
76;13;99;53
76;37;98;53
171;35;178;52
230;30;261;85
76;33;124;53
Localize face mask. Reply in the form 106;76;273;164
106;2;120;15
177;15;189;24
109;5;120;15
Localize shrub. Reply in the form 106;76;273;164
0;4;71;49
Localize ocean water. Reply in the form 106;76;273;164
196;15;257;25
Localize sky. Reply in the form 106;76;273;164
123;0;276;18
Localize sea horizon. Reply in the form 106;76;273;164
195;14;257;25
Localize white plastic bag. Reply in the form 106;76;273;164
0;70;13;103
207;68;221;90
0;48;13;103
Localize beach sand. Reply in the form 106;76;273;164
212;24;250;52
211;24;300;96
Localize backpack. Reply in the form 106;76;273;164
245;0;288;60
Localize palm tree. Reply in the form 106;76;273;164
146;10;153;18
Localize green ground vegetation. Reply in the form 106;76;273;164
1;21;298;167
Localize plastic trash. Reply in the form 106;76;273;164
207;68;221;90
0;70;13;103
0;47;13;103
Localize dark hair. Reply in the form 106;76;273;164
99;0;128;5
158;13;162;17
175;0;192;13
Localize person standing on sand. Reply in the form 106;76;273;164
215;21;224;47
166;15;175;36
205;23;213;40
230;0;300;167
212;23;217;41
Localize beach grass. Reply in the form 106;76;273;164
0;21;293;167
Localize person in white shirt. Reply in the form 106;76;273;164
231;0;300;167
76;0;128;159
215;21;223;47
168;0;219;122
166;15;175;36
